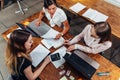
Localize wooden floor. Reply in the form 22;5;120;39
57;0;120;38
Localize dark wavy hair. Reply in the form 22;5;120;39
94;22;111;43
44;0;57;8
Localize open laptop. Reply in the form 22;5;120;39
64;50;100;79
16;19;51;37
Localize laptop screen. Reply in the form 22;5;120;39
28;19;51;36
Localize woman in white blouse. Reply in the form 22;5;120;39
65;22;112;54
36;0;70;39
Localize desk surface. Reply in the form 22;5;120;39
1;9;120;80
57;0;120;38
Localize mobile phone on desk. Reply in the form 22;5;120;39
50;53;61;62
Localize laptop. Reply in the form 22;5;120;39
16;19;51;37
64;50;100;79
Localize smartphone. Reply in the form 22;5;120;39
50;53;61;62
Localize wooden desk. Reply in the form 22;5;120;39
57;0;120;38
1;11;120;80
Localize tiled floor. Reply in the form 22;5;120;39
0;0;43;79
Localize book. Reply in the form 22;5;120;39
69;2;86;13
30;44;50;67
82;8;108;22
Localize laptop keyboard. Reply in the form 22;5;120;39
69;53;96;76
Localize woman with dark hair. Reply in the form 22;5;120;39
36;0;70;39
64;22;112;54
5;29;50;80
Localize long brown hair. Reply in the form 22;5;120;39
94;22;111;43
5;30;31;75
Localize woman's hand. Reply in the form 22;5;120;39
67;45;75;52
55;33;62;40
35;20;42;27
64;40;71;45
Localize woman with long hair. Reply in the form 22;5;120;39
5;29;50;80
64;22;112;54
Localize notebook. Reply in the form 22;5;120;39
64;50;100;79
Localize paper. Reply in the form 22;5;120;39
7;27;22;38
82;8;108;22
41;28;59;39
69;2;86;13
60;76;68;80
41;38;54;49
50;46;67;68
30;44;50;67
41;37;64;49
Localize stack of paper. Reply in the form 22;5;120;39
30;44;50;67
82;8;108;22
69;2;86;13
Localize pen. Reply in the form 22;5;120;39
97;72;110;76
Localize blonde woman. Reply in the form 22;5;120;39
5;30;50;80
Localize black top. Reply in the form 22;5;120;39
11;57;31;80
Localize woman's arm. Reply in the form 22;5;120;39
61;20;70;35
36;10;45;26
24;57;50;80
55;20;70;39
69;25;91;45
74;41;112;54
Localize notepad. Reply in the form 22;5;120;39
69;2;86;13
30;44;50;67
82;8;108;22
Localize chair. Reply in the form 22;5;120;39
0;0;4;9
15;0;28;14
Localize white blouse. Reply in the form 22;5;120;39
43;7;67;27
70;24;112;54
